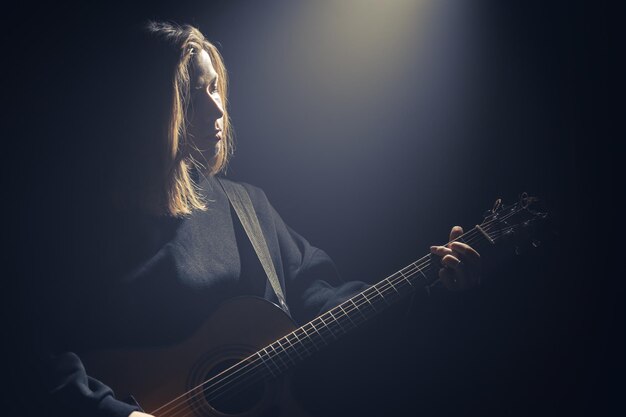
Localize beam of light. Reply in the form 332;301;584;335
204;0;480;232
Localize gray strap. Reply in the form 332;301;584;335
218;178;290;315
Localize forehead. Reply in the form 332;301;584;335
191;49;218;84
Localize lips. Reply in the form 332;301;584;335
205;130;222;141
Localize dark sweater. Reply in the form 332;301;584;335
22;176;367;417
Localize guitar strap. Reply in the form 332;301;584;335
217;177;291;316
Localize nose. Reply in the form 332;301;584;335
205;89;224;121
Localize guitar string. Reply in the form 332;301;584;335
158;222;518;417
153;206;525;416
160;259;435;417
152;208;520;411
170;232;496;417
155;232;488;417
162;242;482;417
153;207;524;417
157;202;531;415
152;209;521;417
153;248;446;417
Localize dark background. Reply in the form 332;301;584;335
4;0;620;416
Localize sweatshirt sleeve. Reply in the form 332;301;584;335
282;224;369;324
40;352;140;417
245;185;369;325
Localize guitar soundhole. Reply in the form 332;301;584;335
204;358;266;415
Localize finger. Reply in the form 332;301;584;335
443;250;481;290
441;254;462;270
449;226;464;242
441;254;470;290
430;245;454;259
431;246;473;271
439;267;461;291
448;242;481;266
431;245;457;266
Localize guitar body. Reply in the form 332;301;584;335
82;297;310;417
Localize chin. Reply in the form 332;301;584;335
193;146;221;174
206;143;221;165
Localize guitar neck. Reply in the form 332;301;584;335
251;225;493;378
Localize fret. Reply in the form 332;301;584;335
284;333;304;360
303;323;326;350
300;324;321;351
395;274;414;291
318;315;340;340
355;292;377;314
268;343;289;371
371;285;390;306
259;347;279;377
277;338;299;364
289;332;308;357
388;278;408;300
412;261;429;283
398;269;414;286
290;330;311;356
409;261;426;277
256;350;274;377
328;310;348;333
349;298;368;321
395;278;409;295
307;321;329;346
387;278;400;294
338;304;357;327
379;282;400;303
278;339;297;366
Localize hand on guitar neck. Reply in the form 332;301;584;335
430;226;482;291
129;412;154;417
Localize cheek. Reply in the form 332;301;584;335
188;107;201;127
187;111;204;138
188;97;206;121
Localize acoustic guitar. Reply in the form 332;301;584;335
82;194;547;417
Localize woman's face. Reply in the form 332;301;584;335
186;48;225;168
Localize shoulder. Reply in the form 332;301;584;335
202;176;276;217
210;176;270;203
225;178;269;201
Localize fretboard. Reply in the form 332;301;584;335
203;225;493;402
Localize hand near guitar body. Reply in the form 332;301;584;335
430;226;482;291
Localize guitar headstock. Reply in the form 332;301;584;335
479;193;548;251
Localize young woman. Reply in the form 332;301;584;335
22;22;480;417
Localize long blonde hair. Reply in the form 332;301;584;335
127;22;234;217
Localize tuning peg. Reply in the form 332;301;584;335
532;239;541;248
492;198;502;213
515;246;522;256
